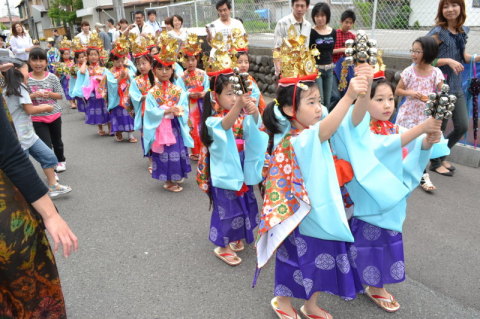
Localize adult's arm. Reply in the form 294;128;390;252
0;99;48;202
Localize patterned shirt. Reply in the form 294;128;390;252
28;72;64;117
274;14;311;49
427;26;469;93
333;29;356;63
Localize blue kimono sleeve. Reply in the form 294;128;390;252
206;116;244;191
126;58;137;77
68;76;76;98
330;107;410;215
142;92;165;155
251;81;261;108
242;115;268;185
430;134;450;159
129;80;144;130
72;70;88;98
294;123;354;242
105;70;120;111
202;73;210;91
176;77;187;92
177;91;194;148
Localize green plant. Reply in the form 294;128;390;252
354;0;373;27
48;0;83;29
413;20;421;30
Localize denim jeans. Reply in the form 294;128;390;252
430;91;468;169
315;68;334;110
25;139;58;169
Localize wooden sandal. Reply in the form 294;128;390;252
163;183;183;193
98;130;107;136
214;247;242;266
229;240;245;252
300;305;332;319
128;137;138;143
271;297;300;319
365;286;400;313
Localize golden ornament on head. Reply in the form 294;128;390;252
59;38;72;51
153;31;179;65
87;32;104;50
230;28;248;52
72;38;86;53
131;36;149;57
112;36;130;58
202;32;237;75
274;25;319;79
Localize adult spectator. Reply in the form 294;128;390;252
206;0;245;43
273;0;311;74
76;21;92;46
9;22;35;61
118;18;130;37
0;36;6;48
309;2;336;109
107;18;119;43
52;29;63;48
164;17;174;32
95;23;112;51
331;9;356;109
0;62;78;317
427;0;480;176
146;10;162;34
168;15;188;44
127;11;155;37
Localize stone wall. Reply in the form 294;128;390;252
248;54;277;96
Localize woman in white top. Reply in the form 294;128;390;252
9;22;35;61
168;15;188;44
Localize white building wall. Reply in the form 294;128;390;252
410;0;480;27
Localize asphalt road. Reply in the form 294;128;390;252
46;105;480;319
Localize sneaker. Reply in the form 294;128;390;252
54;172;59;182
49;183;72;198
55;162;66;172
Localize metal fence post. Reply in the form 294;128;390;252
194;0;198;27
371;0;379;38
232;0;235;19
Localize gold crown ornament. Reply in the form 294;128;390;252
143;33;157;49
152;31;179;66
202;32;238;76
87;32;104;50
72;38;86;53
99;49;109;61
180;33;203;57
229;28;248;52
274;25;320;85
59;38;72;51
131;36;150;58
112;36;130;58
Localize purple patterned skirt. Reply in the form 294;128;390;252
274;228;364;300
76;97;86;113
61;76;73;100
110;106;134;132
151;118;191;181
346;218;405;288
85;97;109;125
208;184;259;248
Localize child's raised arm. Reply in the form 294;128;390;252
221;94;253;130
22;103;54;115
319;64;372;142
400;117;442;149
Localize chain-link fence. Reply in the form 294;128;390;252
146;0;479;55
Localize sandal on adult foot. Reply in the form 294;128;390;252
163;184;183;193
229;240;245;252
271;297;300;319
443;162;456;171
365;286;400;313
213;247;242;266
300;305;332;319
420;173;436;192
430;166;453;176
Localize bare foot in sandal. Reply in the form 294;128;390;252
163;181;183;192
365;286;400;313
229;240;245;252
214;246;242;266
420;173;436;192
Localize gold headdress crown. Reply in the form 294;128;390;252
112;36;130;58
202;32;237;76
131;36;149;58
99;49;109;61
274;25;319;81
72;38;86;53
180;33;203;57
87;32;103;50
230;28;248;52
143;33;157;49
153;31;179;66
59;38;72;51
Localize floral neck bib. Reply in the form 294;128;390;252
370;120;399;135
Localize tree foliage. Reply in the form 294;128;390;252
48;0;83;25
